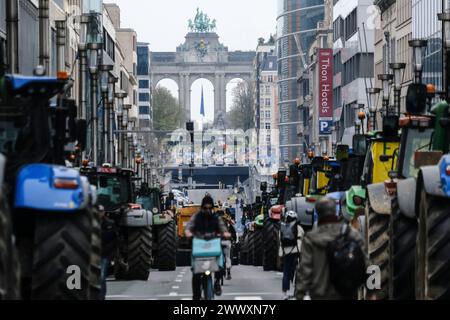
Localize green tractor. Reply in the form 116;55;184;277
240;201;264;266
136;185;177;272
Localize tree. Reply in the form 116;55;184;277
227;81;255;131
152;86;183;142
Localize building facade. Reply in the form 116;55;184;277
277;0;325;162
332;0;375;146
253;41;279;174
137;42;152;130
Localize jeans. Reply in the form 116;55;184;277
282;253;299;292
100;258;110;300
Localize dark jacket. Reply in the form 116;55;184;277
186;211;227;236
295;222;366;300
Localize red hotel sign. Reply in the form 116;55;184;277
318;48;333;119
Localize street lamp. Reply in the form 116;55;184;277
409;39;428;84
99;64;113;164
115;91;127;166
378;74;394;116
389;63;406;116
107;74;118;164
87;42;102;165
367;88;381;131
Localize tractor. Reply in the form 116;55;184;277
137;185;177;272
0;72;99;299
79;165;153;281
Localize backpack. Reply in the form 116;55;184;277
327;224;366;298
280;220;298;248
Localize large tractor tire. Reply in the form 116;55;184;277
253;229;263;266
263;219;279;271
247;232;255;266
89;209;102;299
124;226;153;280
416;188;450;300
240;236;248;265
30;211;93;300
389;197;416;300
365;205;390;300
157;221;177;271
0;197;20;300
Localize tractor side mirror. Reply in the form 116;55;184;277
336;145;350;162
353;135;367;156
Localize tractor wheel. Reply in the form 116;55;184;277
124;226;153;280
30;211;92;300
157;221;177;271
389;197;416;300
365;205;390;300
0;196;20;300
263;219;279;271
416;188;450;300
253;229;263;266
240;236;248;265
247;232;255;266
89;209;102;299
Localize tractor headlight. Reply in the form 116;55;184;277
152;208;159;214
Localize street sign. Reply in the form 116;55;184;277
319;120;333;135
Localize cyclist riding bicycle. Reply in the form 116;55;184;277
185;195;231;300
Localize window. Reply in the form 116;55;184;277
265;85;271;95
265;123;271;130
265;99;271;107
397;0;412;26
345;9;357;40
139;93;150;102
268;75;273;83
103;28;115;61
333;16;344;42
137;46;149;76
139;80;149;88
139;105;150;114
265;111;271;118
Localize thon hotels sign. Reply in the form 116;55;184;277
318;48;333;135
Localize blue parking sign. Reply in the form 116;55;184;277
319;120;333;135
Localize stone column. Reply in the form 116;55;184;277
178;74;185;122
185;74;191;121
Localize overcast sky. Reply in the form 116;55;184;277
108;0;277;125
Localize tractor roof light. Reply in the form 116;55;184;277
390;63;406;91
358;111;366;120
82;159;89;167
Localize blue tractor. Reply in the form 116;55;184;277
0;73;99;299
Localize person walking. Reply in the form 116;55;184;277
295;197;367;300
279;210;304;300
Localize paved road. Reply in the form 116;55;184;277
107;266;291;300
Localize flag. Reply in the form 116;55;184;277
200;85;205;117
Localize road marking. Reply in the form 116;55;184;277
276;273;283;276
177;274;183;278
172;286;180;289
169;292;178;296
234;296;263;300
175;279;182;282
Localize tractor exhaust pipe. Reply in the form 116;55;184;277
6;0;19;73
39;0;50;74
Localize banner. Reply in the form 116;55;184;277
318;48;333;135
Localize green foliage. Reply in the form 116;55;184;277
227;81;255;131
153;86;183;142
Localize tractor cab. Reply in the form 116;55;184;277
80;165;136;215
0;74;85;184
